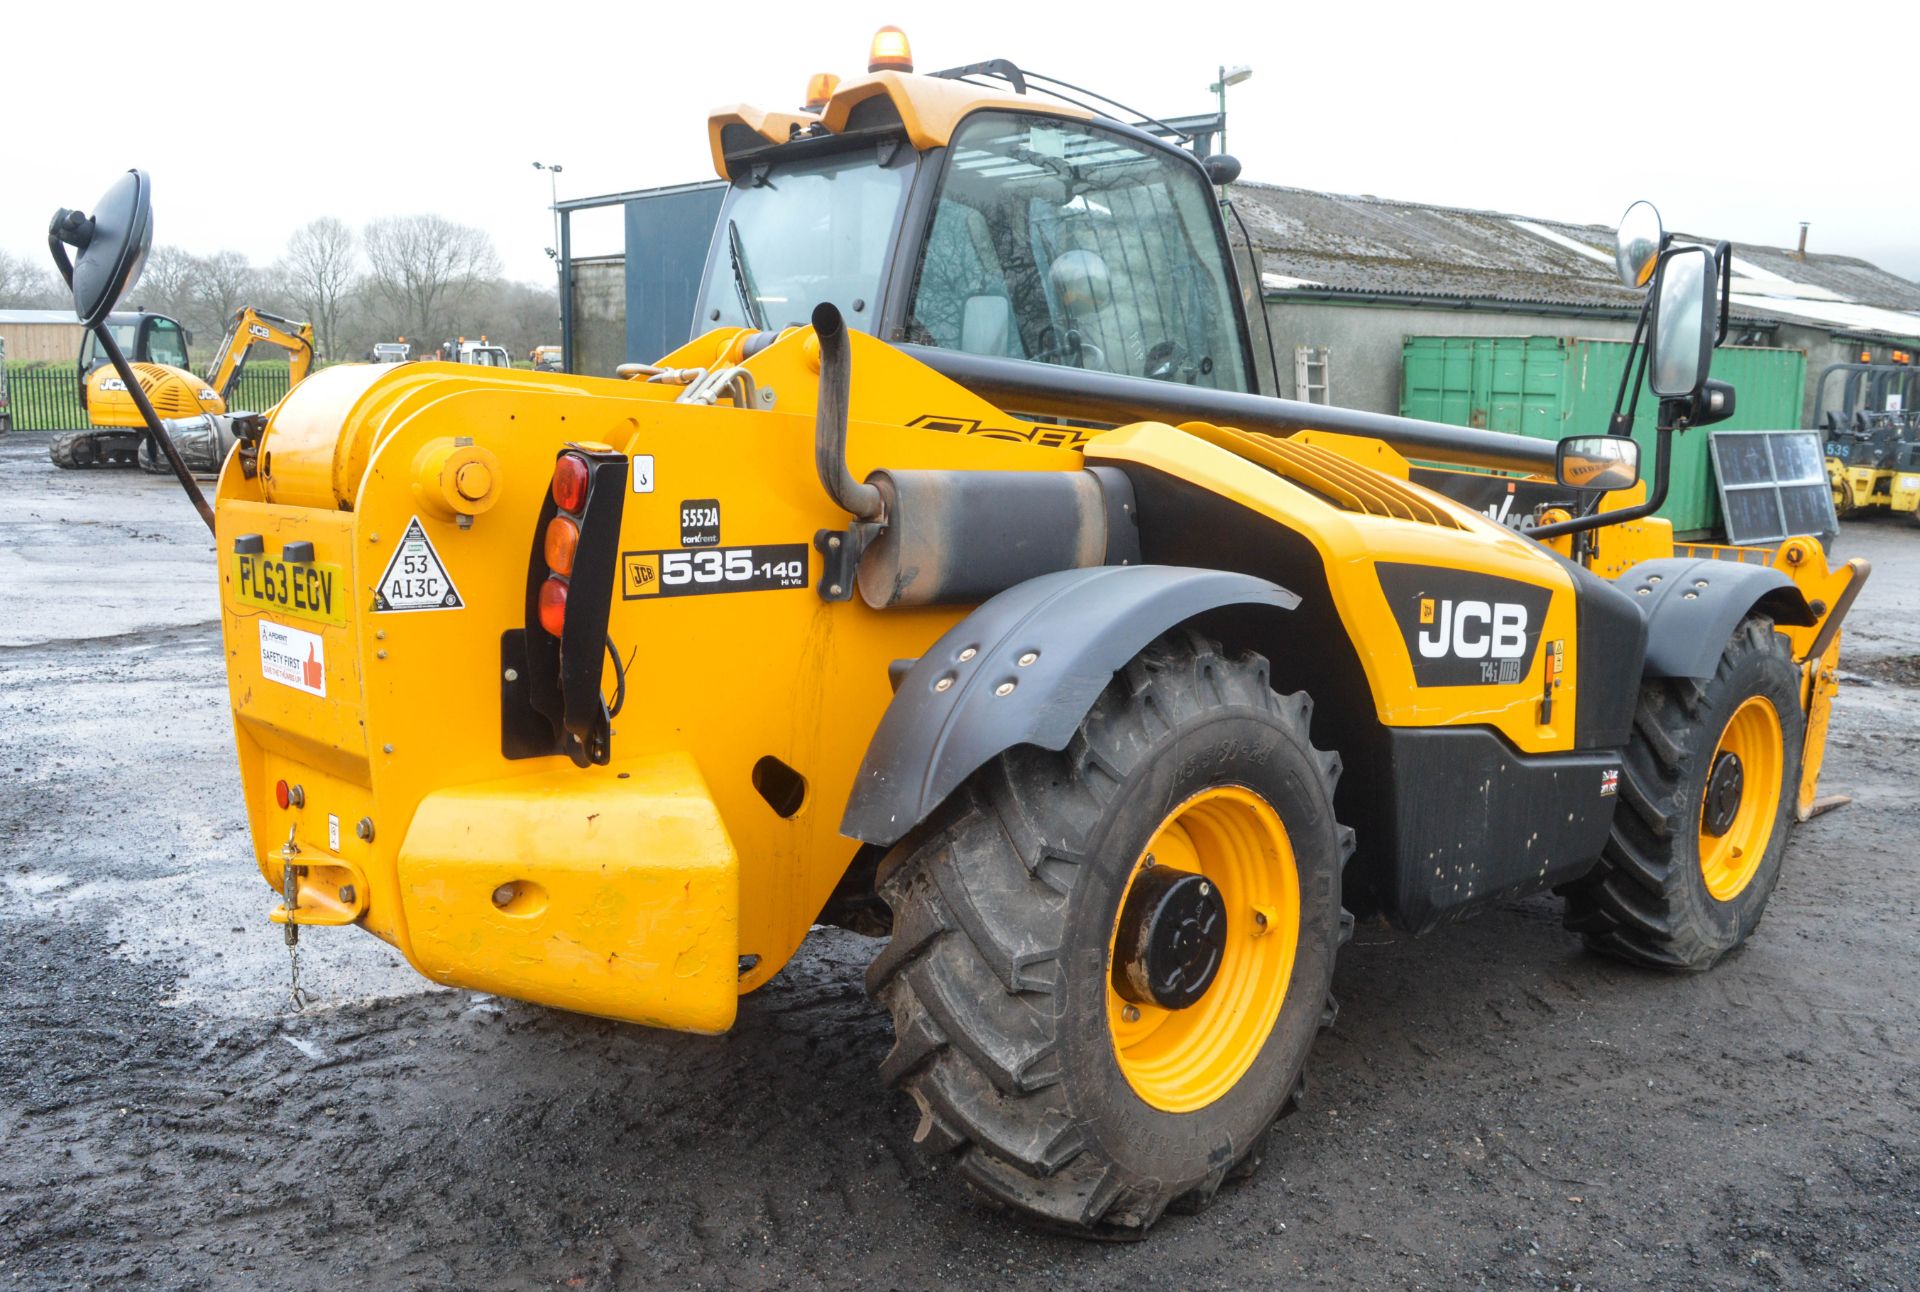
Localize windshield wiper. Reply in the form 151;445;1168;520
726;219;769;332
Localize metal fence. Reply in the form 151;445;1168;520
2;363;296;432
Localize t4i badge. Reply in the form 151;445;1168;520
374;517;464;612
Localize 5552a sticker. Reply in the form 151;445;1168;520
622;544;808;598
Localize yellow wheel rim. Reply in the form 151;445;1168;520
1106;786;1300;1114
1697;695;1784;902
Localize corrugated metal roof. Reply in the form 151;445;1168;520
1235;183;1920;339
0;309;83;325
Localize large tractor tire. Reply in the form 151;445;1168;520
867;630;1352;1235
1562;615;1804;970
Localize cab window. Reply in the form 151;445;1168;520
146;318;188;370
906;112;1249;392
698;145;914;335
79;322;141;373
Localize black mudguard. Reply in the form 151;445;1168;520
1623;558;1815;679
839;564;1298;846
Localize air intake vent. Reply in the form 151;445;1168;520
1184;422;1464;529
130;362;213;418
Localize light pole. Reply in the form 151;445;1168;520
1208;65;1252;155
533;161;565;367
532;161;564;261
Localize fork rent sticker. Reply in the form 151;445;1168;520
260;620;326;697
374;517;464;612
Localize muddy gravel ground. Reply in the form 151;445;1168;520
2;435;1917;1291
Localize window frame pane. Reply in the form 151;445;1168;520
693;141;919;339
896;109;1255;394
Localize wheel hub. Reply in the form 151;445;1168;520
1703;751;1744;837
1112;865;1228;1009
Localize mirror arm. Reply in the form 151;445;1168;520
1714;240;1733;346
1608;300;1651;438
93;324;216;535
1572;295;1653;525
1528;422;1672;542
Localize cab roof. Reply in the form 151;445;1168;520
707;70;1091;181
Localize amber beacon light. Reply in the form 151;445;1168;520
868;25;912;73
804;72;841;111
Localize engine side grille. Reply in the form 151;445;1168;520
1183;421;1465;529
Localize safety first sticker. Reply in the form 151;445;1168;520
374;517;464;612
260;620;326;697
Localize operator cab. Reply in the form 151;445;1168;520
699;76;1256;393
77;311;189;407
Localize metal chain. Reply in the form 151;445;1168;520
285;929;310;1013
280;826;310;1013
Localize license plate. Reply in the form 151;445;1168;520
233;553;347;626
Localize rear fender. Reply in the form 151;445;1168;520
839;564;1297;845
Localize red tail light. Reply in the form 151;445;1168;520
551;454;589;512
538;576;568;635
544;515;580;576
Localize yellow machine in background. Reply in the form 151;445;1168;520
55;31;1869;1237
1819;362;1920;522
204;306;317;402
53;305;315;470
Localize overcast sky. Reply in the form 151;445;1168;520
8;2;1916;291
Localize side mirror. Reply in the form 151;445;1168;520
1556;435;1642;491
1614;200;1664;289
1647;244;1716;399
47;170;153;328
1201;153;1242;185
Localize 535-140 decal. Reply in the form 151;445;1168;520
622;544;809;599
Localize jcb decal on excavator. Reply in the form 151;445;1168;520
1376;562;1552;686
907;413;1093;451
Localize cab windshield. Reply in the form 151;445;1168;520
906;112;1250;392
698;145;915;335
78;322;140;372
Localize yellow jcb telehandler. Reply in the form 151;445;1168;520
50;34;1867;1236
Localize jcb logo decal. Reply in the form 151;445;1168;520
1416;599;1530;662
1377;563;1552;688
623;553;660;597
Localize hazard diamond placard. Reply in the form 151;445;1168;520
374;517;464;612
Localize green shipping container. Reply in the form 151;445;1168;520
1399;336;1807;537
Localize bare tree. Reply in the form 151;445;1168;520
191;250;256;338
128;244;198;322
363;215;503;349
459;278;560;359
279;217;358;361
0;248;65;309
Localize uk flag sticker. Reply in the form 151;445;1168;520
1600;768;1620;797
